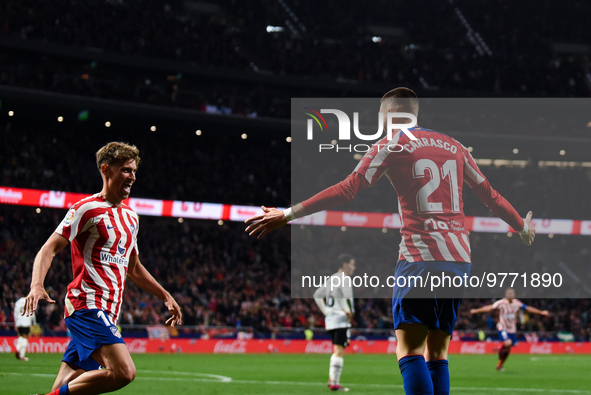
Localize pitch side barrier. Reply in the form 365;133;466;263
0;337;590;355
0;186;587;235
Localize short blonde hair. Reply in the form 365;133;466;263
96;142;141;170
381;87;419;116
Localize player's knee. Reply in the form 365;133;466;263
113;364;136;386
427;349;447;361
122;364;136;384
334;347;345;358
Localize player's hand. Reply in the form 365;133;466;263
245;206;287;239
469;309;477;315
164;294;182;327
519;211;535;246
345;311;354;325
23;285;55;316
541;310;550;317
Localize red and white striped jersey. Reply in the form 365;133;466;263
492;298;524;333
353;127;523;264
55;194;139;324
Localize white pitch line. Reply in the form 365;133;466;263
137;369;232;382
2;370;590;394
1;372;55;378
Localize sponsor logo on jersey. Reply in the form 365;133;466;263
117;240;127;255
100;252;128;266
110;326;122;339
63;209;75;225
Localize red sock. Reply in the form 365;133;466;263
498;345;511;364
46;389;60;395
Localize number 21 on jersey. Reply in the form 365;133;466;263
412;159;460;214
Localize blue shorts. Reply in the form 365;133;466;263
392;260;471;335
499;330;518;345
63;309;125;371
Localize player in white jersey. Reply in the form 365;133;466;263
14;294;36;361
471;288;549;371
314;254;356;392
23;142;182;395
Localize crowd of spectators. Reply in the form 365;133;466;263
0;122;290;207
1;0;589;124
1;119;591;341
1;206;590;341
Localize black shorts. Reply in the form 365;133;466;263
328;328;350;347
16;327;30;336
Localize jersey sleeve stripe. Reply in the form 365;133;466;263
464;156;485;185
363;133;402;184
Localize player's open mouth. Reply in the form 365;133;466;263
123;183;132;194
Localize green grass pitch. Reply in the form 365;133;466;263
2;353;590;394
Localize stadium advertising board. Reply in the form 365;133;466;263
2;337;590;355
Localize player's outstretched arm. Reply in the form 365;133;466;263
470;305;494;315
245;172;369;239
127;255;183;327
24;233;69;316
245;205;290;239
462;146;535;246
525;305;550;317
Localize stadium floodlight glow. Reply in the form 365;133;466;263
467;146;473;152
57;116;64;122
150;126;157;132
36;208;41;214
241;133;247;139
372;36;382;43
559;150;566;156
331;139;337;145
105;121;111;127
178;218;184;223
218;220;224;225
8;111;14;116
382;228;388;233
587;121;591;127
548;233;554;238
513;148;519;154
507;232;513;237
196;130;202;136
286;136;292;143
341;226;347;232
266;25;285;33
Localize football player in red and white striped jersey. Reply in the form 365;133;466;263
23;142;182;395
471;288;549;371
246;88;536;394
